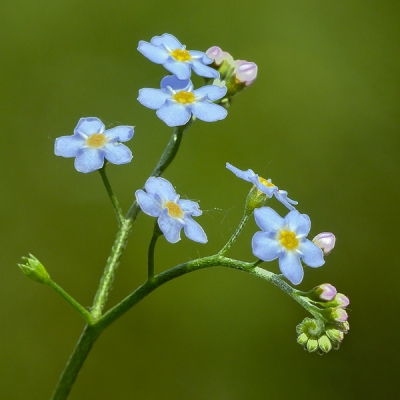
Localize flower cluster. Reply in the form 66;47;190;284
295;284;350;354
137;34;229;126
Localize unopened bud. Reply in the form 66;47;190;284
18;254;50;284
318;335;333;353
306;283;337;302
312;232;336;256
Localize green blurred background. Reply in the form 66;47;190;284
1;0;399;398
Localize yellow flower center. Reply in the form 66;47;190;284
170;49;192;62
164;201;184;219
258;176;275;188
279;230;299;250
86;133;108;149
173;91;195;104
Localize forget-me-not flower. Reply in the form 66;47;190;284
252;207;325;285
138;75;227;127
138;33;219;80
135;177;207;244
55;117;134;173
226;163;298;211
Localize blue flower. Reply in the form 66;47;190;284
135;177;207;244
252;207;325;285
138;75;227;127
226;163;298;211
55;117;134;173
138;33;219;80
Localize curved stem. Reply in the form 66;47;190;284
99;165;124;226
51;255;307;399
218;210;252;256
147;223;162;281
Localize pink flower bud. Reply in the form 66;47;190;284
332;308;348;322
233;60;258;85
206;46;233;65
318;283;337;301
312;232;336;256
334;293;350;308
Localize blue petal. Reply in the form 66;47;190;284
178;199;202;216
137;40;169;64
279;251;304;285
194;85;227;101
105;126;134;142
188;50;213;64
74;117;105;136
274;190;298;211
226;163;254;183
151;33;182;49
156;103;191;127
103;143;132;165
158;213;182;243
74;148;104;173
249;175;277;197
135;190;162;217
300;240;325;267
183;216;207;243
191;61;220;79
163;59;191;80
284;210;310;236
252;231;281;261
191;102;227;122
161;75;191;90
145;177;177;201
254;207;283;233
54;135;84;157
138;88;170;110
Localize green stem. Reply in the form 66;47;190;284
47;280;93;324
90;218;132;319
219;210;252;256
99;165;124;226
50;324;101;400
91;124;189;320
147;223;162;281
51;256;310;399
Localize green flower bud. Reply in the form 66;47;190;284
326;327;345;344
318;335;332;353
244;184;270;213
307;338;319;352
297;333;309;345
18;254;50;284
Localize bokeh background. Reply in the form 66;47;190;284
1;0;399;399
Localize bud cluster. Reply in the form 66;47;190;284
205;46;258;100
295;284;350;354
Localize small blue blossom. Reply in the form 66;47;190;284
138;33;219;80
226;163;298;211
138;75;227;127
252;207;325;285
135;177;207;244
55;117;134;173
